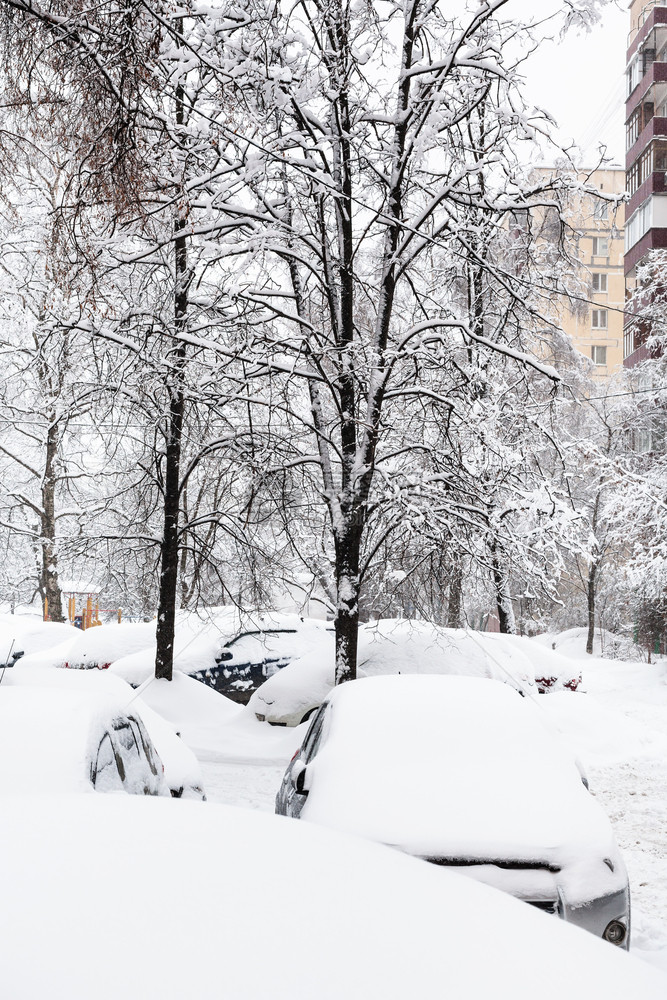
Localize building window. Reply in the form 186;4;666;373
591;345;607;366
626;102;654;150
627;108;641;149
592;309;608;329
627;55;641;97
643;48;656;76
593;200;609;221
624;327;634;359
627;158;640;194
627;145;655;195
592;237;609;257
625;200;653;251
592;273;608;293
635;428;653;453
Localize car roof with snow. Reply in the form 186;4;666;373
249;620;538;726
1;795;664;1000
300;675;624;902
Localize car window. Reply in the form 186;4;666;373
128;717;160;777
114;720;140;757
93;734;125;792
301;703;329;764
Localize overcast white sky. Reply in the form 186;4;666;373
522;2;628;165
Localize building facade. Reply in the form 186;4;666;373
624;0;667;365
557;168;626;376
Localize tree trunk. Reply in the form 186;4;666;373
40;418;63;622
492;546;516;634
334;525;361;684
586;561;597;656
447;557;463;628
154;218;187;680
154;33;188;682
154;369;184;680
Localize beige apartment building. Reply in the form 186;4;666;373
556;168;626;376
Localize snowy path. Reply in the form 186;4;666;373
590;757;667;968
198;749;284;812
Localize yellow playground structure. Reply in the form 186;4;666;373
44;586;122;629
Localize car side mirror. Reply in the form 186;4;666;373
575;757;589;790
291;760;309;795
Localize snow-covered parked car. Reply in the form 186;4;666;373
2;797;663;1000
60;622;157;670
276;675;631;948
189;611;335;703
4;665;206;800
136;701;206;800
0;614;76;665
0;688;167;796
251;619;535;726
483;631;583;693
104;609;334;704
533;627;641;664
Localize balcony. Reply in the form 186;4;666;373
623;282;666;366
627;115;667;163
625;224;667;273
627;62;667;118
624;341;661;367
628;5;667;59
627;168;667;215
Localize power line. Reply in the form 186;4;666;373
578;383;667;403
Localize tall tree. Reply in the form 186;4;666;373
223;0;607;677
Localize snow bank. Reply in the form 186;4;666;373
135;671;241;747
1;795;664;1000
534;627;642;662
0;614;77;662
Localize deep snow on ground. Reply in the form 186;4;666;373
3;617;666;972
194;643;667;972
5;796;666;1000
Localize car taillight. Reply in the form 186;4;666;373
290;748;301;762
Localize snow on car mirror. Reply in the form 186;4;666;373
575;757;590;790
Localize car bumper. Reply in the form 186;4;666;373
562;886;631;950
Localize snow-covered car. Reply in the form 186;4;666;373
483;631;583;693
103;610;334;703
189;612;335;703
0;614;76;664
1;796;663;1000
0;688;167;796
4;664;206;800
276;674;631;948
60;621;157;670
136;702;206;800
533;627;642;665
250;620;535;726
